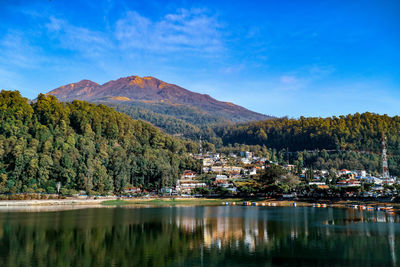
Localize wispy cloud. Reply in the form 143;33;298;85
115;8;223;53
220;64;244;74
0;66;20;90
275;64;335;92
0;31;45;69
46;16;112;57
40;8;224;61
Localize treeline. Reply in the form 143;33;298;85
106;101;230;126
290;150;400;176
0;90;200;194
209;113;400;176
215;143;400;176
211;113;400;153
108;104;201;137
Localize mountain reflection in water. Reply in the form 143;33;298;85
0;206;399;266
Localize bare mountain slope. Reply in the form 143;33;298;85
47;75;272;122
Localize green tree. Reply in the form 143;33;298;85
259;164;287;185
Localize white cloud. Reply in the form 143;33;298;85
220;64;244;74
0;31;44;69
46;16;112;57
41;8;224;62
115;9;223;53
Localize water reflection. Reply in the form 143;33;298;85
323;208;400;225
0;204;106;213
0;206;399;266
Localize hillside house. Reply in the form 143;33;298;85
176;181;207;194
182;170;196;179
337;179;361;187
203;158;213;166
124;187;141;194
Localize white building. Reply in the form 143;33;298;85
249;168;257;176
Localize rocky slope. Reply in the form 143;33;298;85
47;75;271;122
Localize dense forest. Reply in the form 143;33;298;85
208;114;400;176
214;143;400;176
91;103;400;176
0;90;200;194
108;104;201;137
210;113;400;153
104;101;230;126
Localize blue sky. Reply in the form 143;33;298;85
1;0;399;117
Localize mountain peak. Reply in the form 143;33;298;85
46;79;99;101
47;75;272;122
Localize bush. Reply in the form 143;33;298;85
59;188;70;196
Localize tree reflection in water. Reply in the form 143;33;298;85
0;206;399;266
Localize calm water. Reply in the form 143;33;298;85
0;205;399;267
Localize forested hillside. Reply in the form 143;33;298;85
212;113;400;153
107;103;202;137
0;90;200;194
209;113;400;176
112;101;231;125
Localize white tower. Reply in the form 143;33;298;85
382;133;390;179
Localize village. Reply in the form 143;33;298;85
125;150;400;200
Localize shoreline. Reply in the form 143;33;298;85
0;197;118;206
101;198;400;209
1;197;398;210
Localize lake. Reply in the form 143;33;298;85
0;205;399;266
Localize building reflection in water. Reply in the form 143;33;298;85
0;206;399;266
174;206;399;261
174;206;268;251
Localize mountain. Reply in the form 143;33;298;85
46;75;272;123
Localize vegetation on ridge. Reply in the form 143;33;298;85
205;113;400;176
0;90;200;194
211;113;400;152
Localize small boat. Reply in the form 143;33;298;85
378;206;393;211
